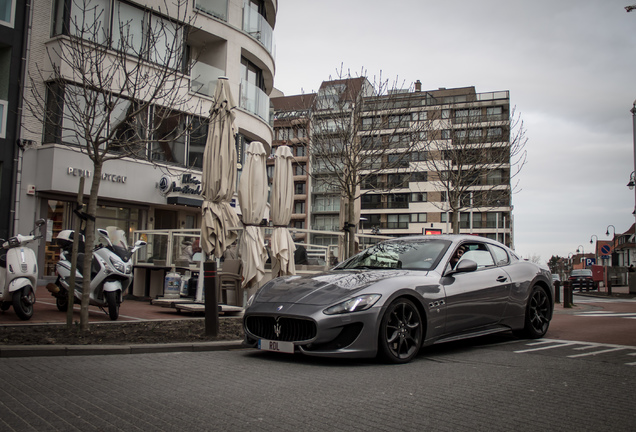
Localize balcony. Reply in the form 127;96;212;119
243;5;275;56
240;79;270;123
361;201;409;210
312;205;340;213
190;62;225;98
195;0;228;21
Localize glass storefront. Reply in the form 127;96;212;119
43;199;146;276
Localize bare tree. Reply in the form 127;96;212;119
421;97;527;235
23;0;201;329
307;67;428;259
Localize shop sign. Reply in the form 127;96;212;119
159;173;202;197
67;167;127;184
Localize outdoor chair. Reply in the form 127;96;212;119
219;259;243;306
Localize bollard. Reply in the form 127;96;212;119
563;280;573;308
554;280;561;303
607;279;612;296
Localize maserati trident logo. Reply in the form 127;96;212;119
277;305;284;311
274;316;282;338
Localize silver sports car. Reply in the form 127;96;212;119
243;235;554;363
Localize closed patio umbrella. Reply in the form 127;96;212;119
270;145;296;277
238;141;268;290
200;77;241;259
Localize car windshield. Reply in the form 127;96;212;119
571;269;592;277
337;239;451;271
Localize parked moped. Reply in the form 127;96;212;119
46;227;146;320
0;219;46;320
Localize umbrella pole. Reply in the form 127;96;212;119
204;260;219;336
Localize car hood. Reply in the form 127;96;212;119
254;269;421;306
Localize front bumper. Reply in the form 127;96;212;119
243;302;383;359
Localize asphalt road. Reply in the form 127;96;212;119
1;292;636;431
0;335;634;431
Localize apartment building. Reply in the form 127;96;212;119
18;0;277;276
272;79;514;250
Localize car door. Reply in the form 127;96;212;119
441;242;512;335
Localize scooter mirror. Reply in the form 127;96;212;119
134;240;147;248
35;218;46;227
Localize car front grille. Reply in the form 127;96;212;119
245;316;317;342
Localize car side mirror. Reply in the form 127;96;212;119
446;259;478;276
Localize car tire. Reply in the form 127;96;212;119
514;285;551;339
377;298;423;364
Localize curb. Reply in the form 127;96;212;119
0;340;246;358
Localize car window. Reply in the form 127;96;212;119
491;245;509;266
458;243;495;268
339;239;451;271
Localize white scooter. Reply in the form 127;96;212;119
46;228;146;320
0;219;46;320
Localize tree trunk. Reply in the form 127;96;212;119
347;195;356;258
80;161;103;330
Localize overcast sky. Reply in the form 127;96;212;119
272;0;636;263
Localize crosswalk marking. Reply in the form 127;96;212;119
568;347;626;358
513;339;636;366
514;341;577;353
574;311;636;319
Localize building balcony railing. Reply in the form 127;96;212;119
361;202;409;210
312;205;340;213
452;113;506;124
240;79;270;123
194;0;228;21
242;5;275;56
361;222;409;230
190;62;225;98
314;225;340;232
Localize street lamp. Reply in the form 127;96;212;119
590;234;598;244
628;171;635;190
606;225;616;238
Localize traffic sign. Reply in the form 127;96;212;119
585;258;596;266
600;245;611;255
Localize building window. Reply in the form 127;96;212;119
0;0;15;27
441;109;450;119
294;182;306;195
0;99;6;139
410;213;427;223
294;164;305;176
411;192;427;202
387;214;409;229
295;145;306;157
441;129;450;139
294;201;305;214
53;0;184;69
293;220;305;229
188;116;207;169
150;108;186;164
409;171;428;183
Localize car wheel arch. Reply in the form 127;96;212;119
374;291;429;342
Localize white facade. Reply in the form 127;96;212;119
19;0;277;277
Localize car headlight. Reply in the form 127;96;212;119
323;294;381;315
246;294;255;307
